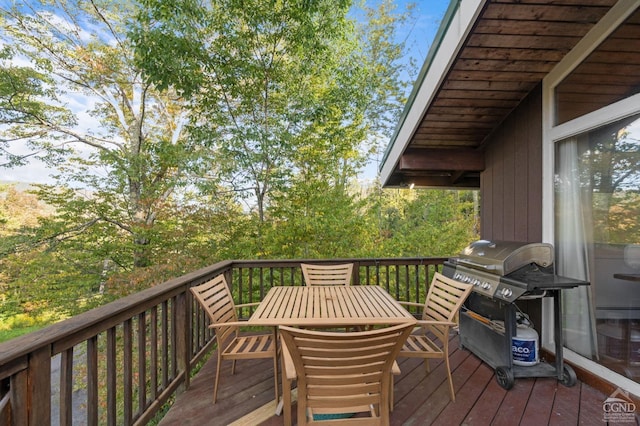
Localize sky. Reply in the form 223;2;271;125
0;0;451;185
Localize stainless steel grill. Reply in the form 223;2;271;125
443;240;589;390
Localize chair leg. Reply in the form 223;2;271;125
282;362;292;426
298;397;308;426
213;356;223;403
445;356;455;401
273;354;280;404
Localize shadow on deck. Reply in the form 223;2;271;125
160;335;612;425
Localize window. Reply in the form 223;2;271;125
546;2;640;387
555;115;640;375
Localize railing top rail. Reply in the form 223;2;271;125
231;257;449;267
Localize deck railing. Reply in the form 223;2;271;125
0;257;446;425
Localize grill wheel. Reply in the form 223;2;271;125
560;364;577;387
495;366;515;390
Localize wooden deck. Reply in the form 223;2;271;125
160;333;617;426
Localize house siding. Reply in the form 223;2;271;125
480;84;543;243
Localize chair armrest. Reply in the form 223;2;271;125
416;320;456;327
392;361;401;376
235;302;261;309
397;301;425;309
208;321;248;329
281;339;297;381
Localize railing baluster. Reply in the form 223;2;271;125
60;347;73;426
171;297;178;380
138;311;147;415
175;292;190;393
30;346;51;424
162;300;169;389
250;268;254;308
385;264;390;290
238;268;244;311
87;336;98;426
414;264;420;304
123;319;133;425
10;368;28;424
107;326;117;426
0;385;9;425
259;267;264;301
150;306;158;402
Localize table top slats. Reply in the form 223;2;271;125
248;286;416;327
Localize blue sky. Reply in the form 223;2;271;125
360;0;450;181
395;0;450;65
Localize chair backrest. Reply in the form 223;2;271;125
190;275;238;348
301;263;354;286
422;272;473;341
279;323;413;423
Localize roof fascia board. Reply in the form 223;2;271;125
379;0;487;185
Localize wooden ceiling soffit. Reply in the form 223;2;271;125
398;148;484;172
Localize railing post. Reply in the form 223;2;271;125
353;261;361;285
27;347;51;425
9;370;28;426
176;290;191;394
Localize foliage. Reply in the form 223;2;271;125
0;0;200;270
0;47;75;167
578;117;640;244
0;1;480;339
131;0;414;245
364;186;479;257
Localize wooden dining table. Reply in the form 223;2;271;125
246;285;417;423
248;284;417;328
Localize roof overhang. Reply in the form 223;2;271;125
380;0;618;189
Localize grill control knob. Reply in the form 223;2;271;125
501;288;513;298
482;282;491;290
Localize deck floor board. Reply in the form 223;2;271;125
160;335;613;425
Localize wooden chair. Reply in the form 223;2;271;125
397;272;473;401
301;263;354;286
190;275;278;404
279;323;413;426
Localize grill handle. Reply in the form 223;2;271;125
456;259;499;271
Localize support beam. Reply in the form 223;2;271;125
399;148;485;171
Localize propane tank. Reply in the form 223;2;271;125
512;324;539;366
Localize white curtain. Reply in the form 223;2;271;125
556;138;598;358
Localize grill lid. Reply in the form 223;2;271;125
454;240;554;276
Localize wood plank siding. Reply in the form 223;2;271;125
481;86;543;244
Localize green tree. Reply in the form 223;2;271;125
0;47;74;167
1;0;198;269
133;0;356;221
364;186;479;257
132;0;417;254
